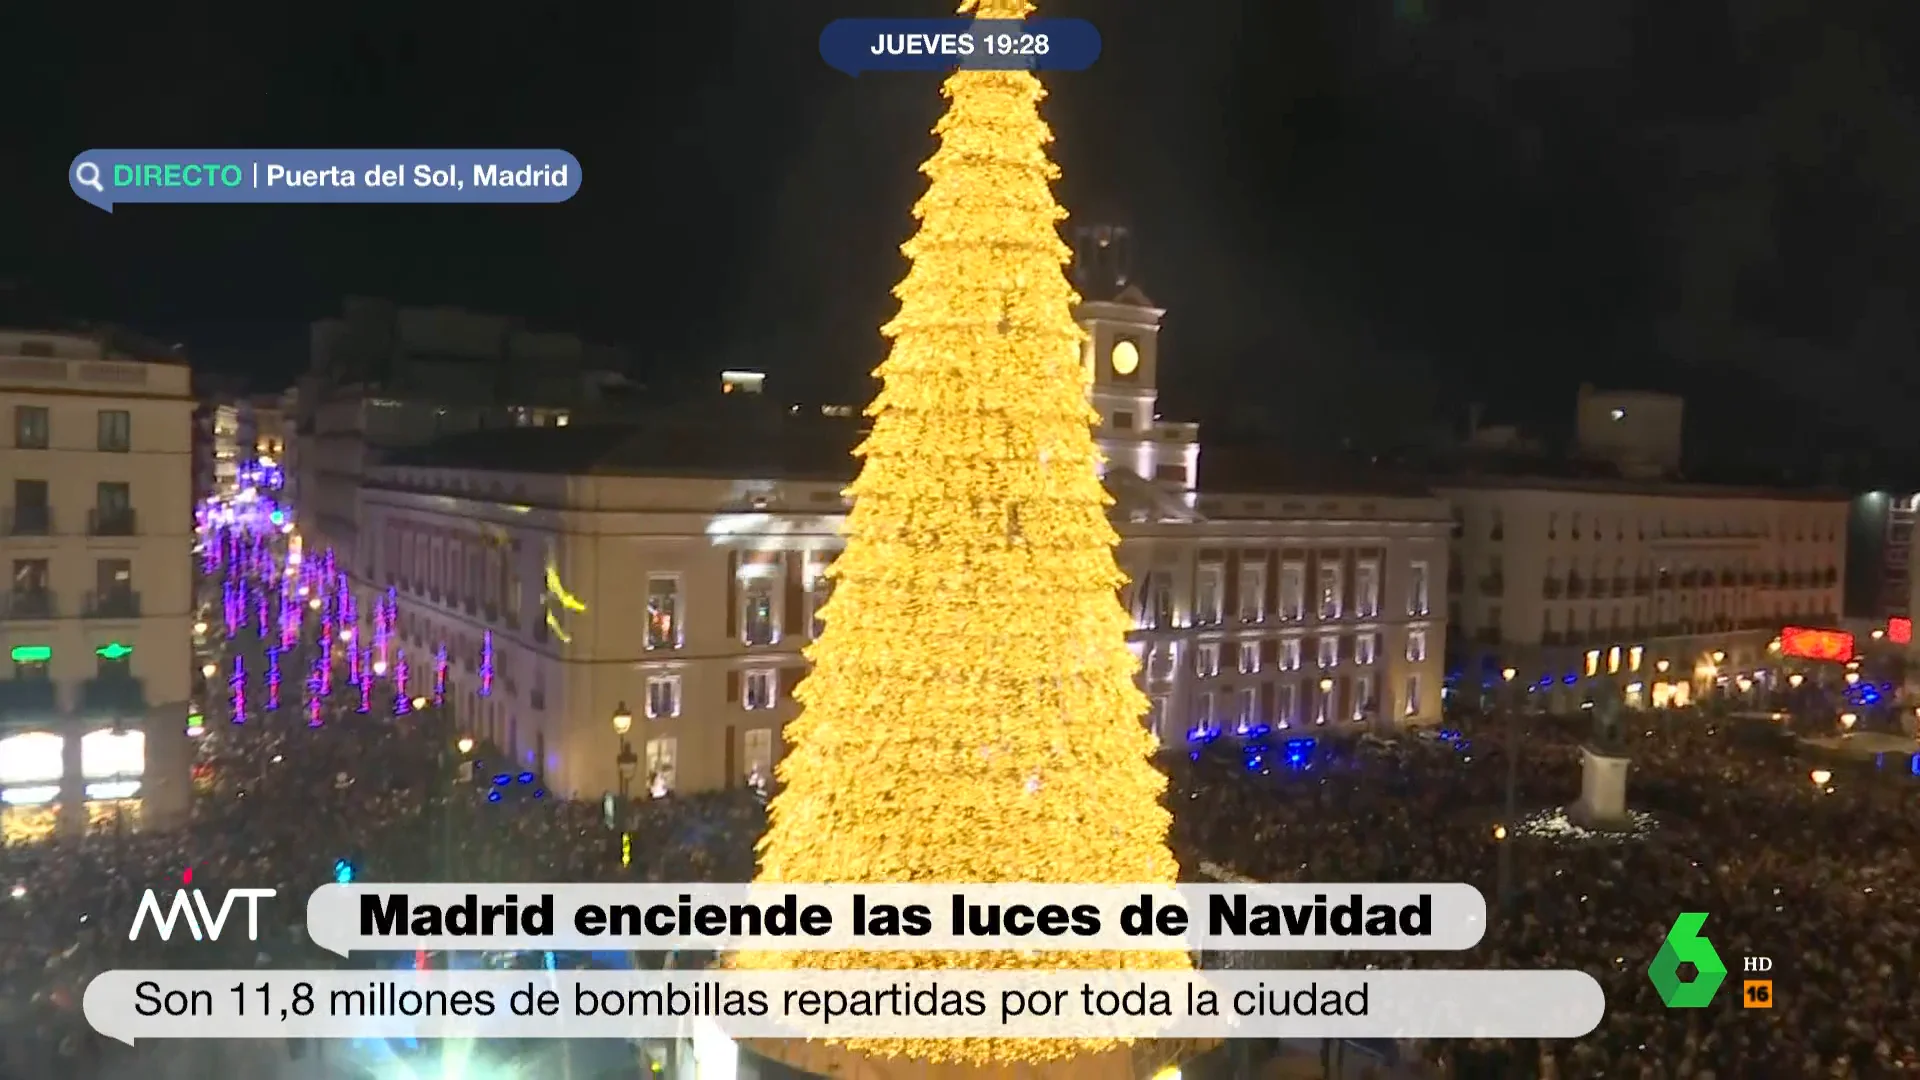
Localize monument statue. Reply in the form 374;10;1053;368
1589;680;1625;751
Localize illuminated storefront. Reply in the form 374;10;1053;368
0;732;66;843
82;728;145;832
0;728;149;841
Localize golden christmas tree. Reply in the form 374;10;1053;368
739;0;1190;1070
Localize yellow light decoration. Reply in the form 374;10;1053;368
545;610;572;644
737;0;1189;1066
544;562;587;612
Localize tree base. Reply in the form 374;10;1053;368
741;1039;1207;1079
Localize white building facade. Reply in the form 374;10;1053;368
0;329;195;841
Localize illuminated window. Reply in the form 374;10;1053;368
1405;629;1428;663
1280;638;1302;672
1354;562;1380;618
743;669;776;710
1629;645;1644;672
644;675;681;719
743;728;773;788
80;729;144;779
1355;632;1378;665
1317;562;1342;619
1237;688;1257;727
1584;650;1600;677
1193;565;1223;626
1607;646;1622;674
645;576;681;650
740;576;777;647
1406;562;1430;616
0;732;65;785
1239;563;1267;623
1237;642;1260;675
1317;636;1339;668
644;738;677;796
1279;561;1305;621
1193;642;1220;678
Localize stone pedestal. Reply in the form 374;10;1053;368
1573;746;1631;828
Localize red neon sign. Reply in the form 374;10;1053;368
1890;617;1912;645
1779;626;1854;663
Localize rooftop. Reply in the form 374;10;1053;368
378;419;862;481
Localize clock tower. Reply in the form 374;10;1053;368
1071;225;1196;491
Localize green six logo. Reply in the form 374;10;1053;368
1648;911;1727;1007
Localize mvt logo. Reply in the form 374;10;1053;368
128;867;276;943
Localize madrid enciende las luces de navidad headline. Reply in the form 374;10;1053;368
359;889;1437;941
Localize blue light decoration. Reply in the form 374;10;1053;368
1910;753;1920;777
392;651;411;715
228;654;246;723
1283;737;1317;771
269;510;285;526
432;644;449;706
1562;672;1578;686
333;859;354;884
1186;723;1221;744
478;631;494;697
487;790;503;803
265;648;281;711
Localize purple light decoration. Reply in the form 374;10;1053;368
393;651;411;715
202;537;219;574
265;648;281;710
356;655;372;714
255;588;269;638
478;630;494;697
348;639;362;684
222;583;240;639
229;654;246;723
308;693;324;728
432;644;449;706
280;595;299;650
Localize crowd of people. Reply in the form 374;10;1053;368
4;529;1917;1077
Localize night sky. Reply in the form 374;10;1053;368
8;0;1920;465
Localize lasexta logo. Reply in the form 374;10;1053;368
1648;911;1727;1007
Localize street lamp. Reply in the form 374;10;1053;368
192;620;208;636
1789;673;1804;689
411;696;427;710
200;662;217;678
613;703;638;800
456;736;475;755
1809;768;1832;788
1498;666;1519;912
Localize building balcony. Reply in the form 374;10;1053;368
88;508;137;537
1541;580;1563;599
78;675;148;721
1566;577;1587;599
1590;578;1611;599
83;589;142;620
1634;577;1652;594
5;505;52;536
1478;575;1504;596
0;678;59;721
1;590;56;621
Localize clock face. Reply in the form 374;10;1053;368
1110;339;1140;377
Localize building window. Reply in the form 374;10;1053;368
1584;650;1600;677
1237;641;1260;675
744;669;776;710
97;410;131;453
1317;636;1339;668
1280;638;1302;672
1113;411;1134;430
1406;628;1428;663
645;737;677;797
1405;674;1422;716
1354;562;1380;618
93;482;133;536
1279;561;1305;621
1353;674;1374;719
1317;562;1342;619
1147;695;1169;736
13;652;49;680
744;728;774;790
807;572;834;638
741;576;777;646
1148;576;1174;629
644;675;682;719
1194;692;1215;731
13;406;48;450
1237;688;1257;729
1277;683;1297;726
1194;642;1220;678
1194;565;1223;626
646;576;681;650
1146;643;1177;682
98;647;132;679
1238;562;1267;623
1407;561;1430;616
1355;632;1378;666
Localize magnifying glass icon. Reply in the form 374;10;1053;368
75;161;104;193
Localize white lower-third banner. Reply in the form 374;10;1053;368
85;968;1604;1044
